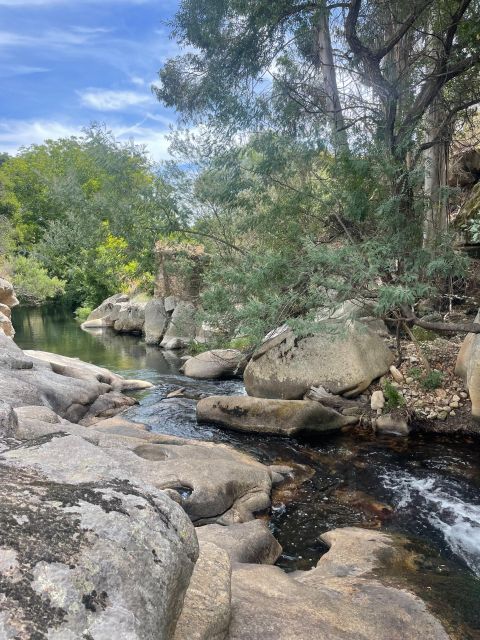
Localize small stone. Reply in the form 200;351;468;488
370;390;385;411
437;411;448;421
389;365;404;384
435;388;447;399
405;377;414;384
451;394;460;403
450;410;456;416
460;391;468;399
449;401;459;409
427;412;438;419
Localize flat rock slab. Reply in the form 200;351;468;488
197;396;356;436
228;527;449;640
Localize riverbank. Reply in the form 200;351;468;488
5;303;480;638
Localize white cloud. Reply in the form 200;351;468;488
0;64;49;77
0;28;100;48
130;75;145;86
0;118;174;162
79;88;152;111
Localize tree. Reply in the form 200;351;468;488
154;0;480;342
0;125;173;307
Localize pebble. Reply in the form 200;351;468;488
449;401;459;409
389;365;404;383
451;394;460;403
437;411;449;421
460;391;468;399
450;410;456;416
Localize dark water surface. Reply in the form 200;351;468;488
13;305;480;637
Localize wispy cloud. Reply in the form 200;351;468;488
79;88;152;111
0;64;49;77
0;118;174;162
0;28;102;48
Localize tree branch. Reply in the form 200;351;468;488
400;304;480;334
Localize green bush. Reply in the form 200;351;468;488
421;370;444;390
10;255;65;305
74;306;93;322
383;380;406;410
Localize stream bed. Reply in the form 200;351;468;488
13;305;480;638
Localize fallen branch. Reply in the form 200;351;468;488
399;305;480;334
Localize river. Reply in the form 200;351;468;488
13;305;480;638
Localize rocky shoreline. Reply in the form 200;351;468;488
0;281;467;638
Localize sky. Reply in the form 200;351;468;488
0;0;182;162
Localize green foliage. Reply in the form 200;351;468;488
421;370;444;391
0;125;171;307
411;326;439;342
382;381;406;411
409;367;444;390
74;306;93;322
10;255;65;305
187;341;210;356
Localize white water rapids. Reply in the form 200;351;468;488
382;471;480;577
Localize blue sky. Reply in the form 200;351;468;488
0;0;182;161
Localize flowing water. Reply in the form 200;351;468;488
13;305;480;637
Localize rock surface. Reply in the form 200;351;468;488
83;292;129;326
161;301;197;349
244;323;394;399
184;349;245;379
0;277;18;337
455;314;480;419
113;299;147;333
228;527;449;640
197;395;357;436
174;541;231;640
0;449;197;640
196;521;282;565
144;298;168;344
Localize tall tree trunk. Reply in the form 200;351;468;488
423;96;449;246
315;4;349;153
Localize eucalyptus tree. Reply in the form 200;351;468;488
155;0;480;339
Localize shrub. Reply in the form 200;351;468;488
10;255;65;305
421;370;444;390
383;380;406;410
74;306;93;322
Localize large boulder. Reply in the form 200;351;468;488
83;292;130;326
228;527;449;640
114;300;147;333
0;441;198;639
244;323;394;399
0;278;18;337
455;311;480;419
197;396;356;436
183;349;245;380
161;301;197;349
0;337;150;423
0;277;19;308
144;298;168;344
